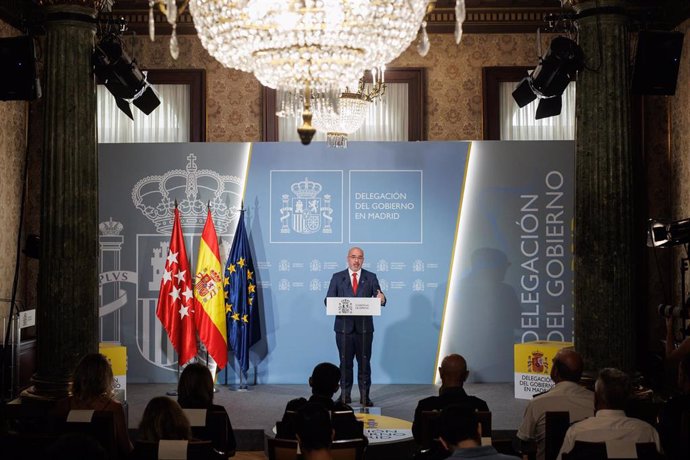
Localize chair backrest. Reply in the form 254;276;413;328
277;409;364;442
182;408;207;427
183;408;233;457
544;411;570;460
476;411;492;440
331;438;366;460
635;442;661;460
267;437;366;460
276;410;298;440
132;439;215;460
562;441;660;460
60;410;117;459
267;437;299;460
331;410;365;440
419;411;440;450
419;410;492;448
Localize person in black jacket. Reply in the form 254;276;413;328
279;362;364;441
177;362;237;458
325;247;386;406
412;354;489;443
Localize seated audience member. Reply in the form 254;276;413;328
279;362;362;440
557;368;661;460
658;353;690;460
178;362;237;457
438;405;519;460
412;354;489;443
516;349;593;460
46;432;108;460
137;396;192;442
294;403;335;460
53;353;133;459
284;362;353;412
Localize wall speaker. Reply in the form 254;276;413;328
632;30;685;96
0;36;41;101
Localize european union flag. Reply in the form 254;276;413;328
225;208;261;378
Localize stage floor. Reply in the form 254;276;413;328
127;382;528;449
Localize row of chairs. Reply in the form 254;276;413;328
2;404;228;460
418;410;660;460
267;438;367;460
525;412;662;460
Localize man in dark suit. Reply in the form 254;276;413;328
325;247;386;407
412;354;489;443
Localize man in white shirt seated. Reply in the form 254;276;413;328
557;368;661;460
517;349;594;460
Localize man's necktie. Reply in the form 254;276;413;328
352;272;358;295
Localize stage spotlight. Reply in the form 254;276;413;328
512;36;584;120
93;33;160;120
647;218;690;248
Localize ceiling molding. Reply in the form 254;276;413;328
2;1;687;38
103;0;567;37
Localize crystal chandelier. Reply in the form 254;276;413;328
417;0;467;57
277;70;387;148
189;0;429;144
313;93;370;148
314;70;387;148
148;0;188;60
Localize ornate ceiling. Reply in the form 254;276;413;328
1;1;688;36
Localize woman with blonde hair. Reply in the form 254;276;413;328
54;353;133;458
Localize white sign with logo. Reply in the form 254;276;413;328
326;297;381;316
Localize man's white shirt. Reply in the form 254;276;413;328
557;409;661;460
517;381;594;460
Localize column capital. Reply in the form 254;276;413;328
38;0;98;6
561;0;629;14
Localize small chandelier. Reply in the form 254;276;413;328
189;0;428;144
278;70;387;148
314;70;387;148
148;0;188;60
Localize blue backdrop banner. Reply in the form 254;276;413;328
98;140;573;384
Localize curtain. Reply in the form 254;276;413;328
278;83;408;142
499;81;576;140
97;84;190;143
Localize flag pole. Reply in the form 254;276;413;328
164;200;181;397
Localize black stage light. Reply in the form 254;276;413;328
512;36;584;119
93;33;160;120
647;218;690;248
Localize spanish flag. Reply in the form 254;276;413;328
193;209;228;369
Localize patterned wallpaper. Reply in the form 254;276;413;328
0;20;27;318
12;24;689;338
131;32;543;141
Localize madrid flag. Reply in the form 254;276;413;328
156;207;197;366
193;209;228;369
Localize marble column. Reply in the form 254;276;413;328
567;0;640;373
25;2;99;400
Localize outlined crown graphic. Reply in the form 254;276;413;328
291;177;322;199
131;153;241;234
